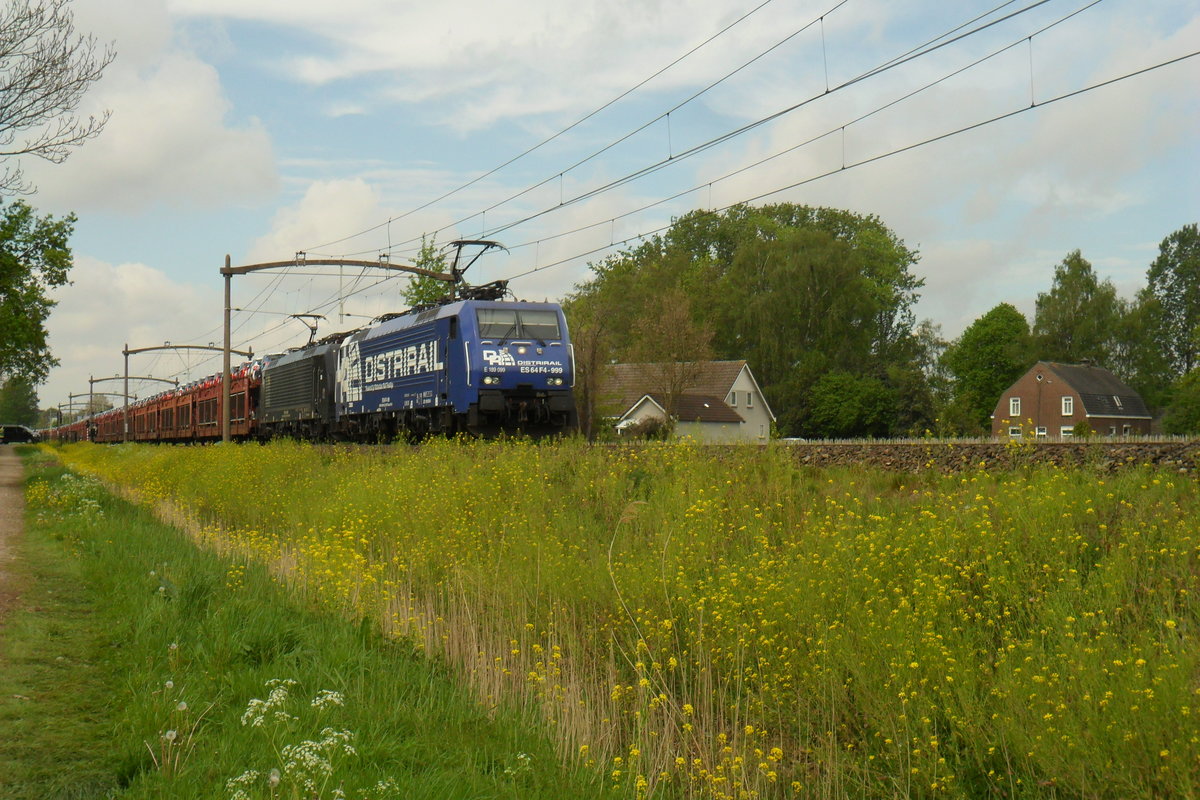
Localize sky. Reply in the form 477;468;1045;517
12;0;1199;408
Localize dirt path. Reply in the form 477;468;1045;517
0;446;23;624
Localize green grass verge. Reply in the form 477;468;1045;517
0;447;598;800
0;450;121;798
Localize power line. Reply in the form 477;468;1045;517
297;0;1041;262
503;49;1199;283
454;0;1072;247
495;0;1105;259
139;0;1109;378
301;0;784;254
304;0;855;259
324;0;1063;263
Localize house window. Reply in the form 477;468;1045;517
746;392;753;408
1008;427;1022;437
1062;396;1074;415
1113;395;1123;410
1035;426;1047;437
1009;397;1021;417
1060;426;1074;438
1123;424;1132;436
1108;426;1117;436
728;391;737;407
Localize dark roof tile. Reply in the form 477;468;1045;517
1044;362;1151;418
600;361;747;412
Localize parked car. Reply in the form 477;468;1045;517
1;424;40;444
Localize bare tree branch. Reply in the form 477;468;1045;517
0;0;114;195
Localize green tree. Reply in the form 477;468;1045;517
0;374;38;424
401;236;453;307
1109;291;1174;412
1163;369;1200;435
1031;250;1121;365
560;297;614;440
942;303;1032;431
804;371;896;439
1145;223;1200;377
621;286;714;428
664;204;923;363
565;203;927;437
0;199;75;383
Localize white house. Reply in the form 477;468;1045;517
601;360;775;442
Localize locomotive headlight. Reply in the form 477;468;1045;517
517;346;527;355
483;376;500;385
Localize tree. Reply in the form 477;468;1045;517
401;236;453;307
942;303;1032;431
1031;250;1121;365
1;0;114;195
1145;223;1200;378
621;286;714;427
0;374;38;423
0;199;75;382
563;248;651;438
1164;369;1200;435
563;203;927;437
1109;291;1174;412
804;371;896;439
561;297;614;440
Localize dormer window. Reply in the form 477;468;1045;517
728;391;737;407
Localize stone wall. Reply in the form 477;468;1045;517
779;440;1200;473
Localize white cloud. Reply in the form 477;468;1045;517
19;0;277;212
42;256;223;405
246;178;386;263
166;0;800;130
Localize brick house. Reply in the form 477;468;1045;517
600;360;775;442
991;361;1152;438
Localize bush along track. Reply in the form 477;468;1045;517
0;448;596;800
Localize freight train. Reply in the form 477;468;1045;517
45;290;578;443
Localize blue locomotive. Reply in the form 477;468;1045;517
259;292;577;440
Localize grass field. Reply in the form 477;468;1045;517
3;446;594;799
53;439;1200;799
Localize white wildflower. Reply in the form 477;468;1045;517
311;689;345;710
225;769;259;800
240;678;297;727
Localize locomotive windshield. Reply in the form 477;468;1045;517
519;310;561;340
476;308;561;341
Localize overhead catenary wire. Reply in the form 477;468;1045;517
492;0;1106;259
109;2;1183;384
471;0;1073;244
153;270;411;381
304;0;856;259
501;49;1199;283
309;0;1064;263
301;0;784;254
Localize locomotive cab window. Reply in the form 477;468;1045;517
476;308;561;341
477;308;518;339
519;310;560;341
